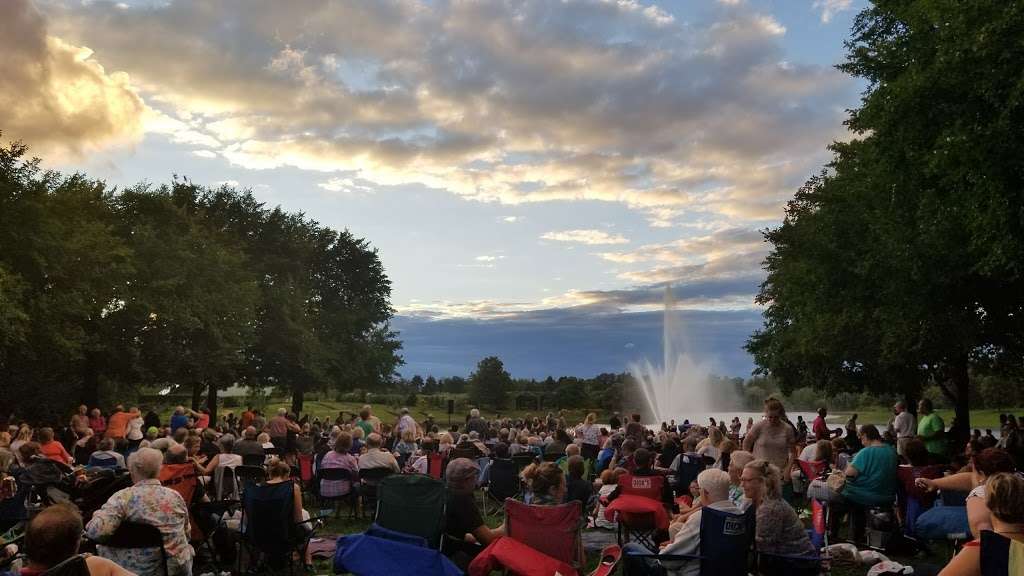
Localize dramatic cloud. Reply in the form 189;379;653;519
541;229;630;246
41;0;853;224
0;0;146;158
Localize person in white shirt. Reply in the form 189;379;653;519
396;408;418;439
630;468;741;576
891;401;917;456
358;433;400;473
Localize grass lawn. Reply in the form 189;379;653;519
832;407;1021;430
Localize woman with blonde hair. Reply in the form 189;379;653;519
579;412;601;462
939;473;1024;576
741;459;815;563
521;462;567;505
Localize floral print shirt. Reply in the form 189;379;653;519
85;479;194;576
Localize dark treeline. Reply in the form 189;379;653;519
0;139;402;423
747;2;1024;444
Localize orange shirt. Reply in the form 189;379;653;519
40;441;72;465
105;410;135;439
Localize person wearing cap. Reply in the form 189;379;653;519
444;458;504;567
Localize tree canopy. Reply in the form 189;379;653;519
747;1;1024;441
0;139;402;422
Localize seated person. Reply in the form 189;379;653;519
200;434;242;476
606;448;675;508
233;427;265;460
727;450;754;510
358;433;400;473
88;438;126;470
829;425;898;542
393;429;418;463
592;468;624;529
263;458;314;570
939;473;1024;576
521;461;567;505
407;438;435;475
629;469;740;576
320;432;359;498
86;448;193;576
741;460;815;559
917;447;1017;539
557;443;581;471
564;455;592;507
20;503;133;576
444;458;504;569
37;428;72;466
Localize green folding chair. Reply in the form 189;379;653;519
374;474;447;549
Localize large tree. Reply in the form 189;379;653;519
468;356;511;410
748;1;1024;442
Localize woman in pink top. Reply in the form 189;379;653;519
743;398;797;484
89;408;107;437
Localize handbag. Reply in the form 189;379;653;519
826;470;846;492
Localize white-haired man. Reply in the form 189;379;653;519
358;433;400;473
86;447;194;575
396;407;418;438
637;468;741;576
466;408;487;436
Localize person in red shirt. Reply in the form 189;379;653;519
105;405;139;440
37;427;73;466
813;407;832;441
240;407;255;430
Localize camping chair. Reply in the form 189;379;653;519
672;453;705;497
980;529;1021;576
86;454;120;470
317;468;358;519
511;452;536;472
238;480;322;576
159;463;203;542
623;506;754;576
448;447;480;462
615;473;668;553
99;521;169;576
426;452;445;480
241;454;265;467
296;453;315;490
38;554;90;576
374;474;447;549
334;524;463;576
213;464;240;501
193;499;240;573
233;465;266;496
504;498;584;569
481;458;521;516
358;467;395;520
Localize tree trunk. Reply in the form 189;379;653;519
291;386;305;416
949;355;971;448
206;382;218;424
191;382;203;411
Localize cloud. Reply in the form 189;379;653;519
813;0;854;23
474;255;504;262
40;0;855;224
541;229;630;246
318;175;375;194
0;0;146;159
192;150;217;158
502;216;519;223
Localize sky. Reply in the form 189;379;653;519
1;0;867;380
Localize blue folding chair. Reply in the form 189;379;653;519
672;453;705;496
980;529;1017;576
623;506;754;576
86;453;120;470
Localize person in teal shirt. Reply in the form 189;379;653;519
833;424;898;543
917;398;946;458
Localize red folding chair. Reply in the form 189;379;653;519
504;497;584;568
297;453;315;489
614;473;668;552
160;462;203;541
426;452;444;480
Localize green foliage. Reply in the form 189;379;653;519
0;138;402;422
468;356;511;409
746;1;1024;437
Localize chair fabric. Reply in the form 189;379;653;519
240;480;309;573
232;465;266;496
618;473;666;502
297;453;314;486
622;506;754;576
102;521;168;576
375;474;447;549
673;454;705;496
980;530;1024;576
333;532;462;576
87;454;120;470
159;463;202;541
504;498;582;566
318;468;358;517
482;459;520;511
427;452;444;479
469;535;577;576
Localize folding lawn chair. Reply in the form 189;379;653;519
480;458;521;516
317;467;358;519
504;498;584;569
98;521;169;576
238;479;324;576
374;474;447;549
233;465;266;496
623;506;754;576
359;467;395;520
426;452;445;480
614;473;669;552
672;453;705;496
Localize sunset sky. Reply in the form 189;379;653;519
1;0;866;379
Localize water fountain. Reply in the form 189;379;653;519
629;285;713;424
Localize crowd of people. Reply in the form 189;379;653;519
1;398;1023;575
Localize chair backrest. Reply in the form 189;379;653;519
618;473;665;502
504;498;581;566
697;506;755;576
103;521;167;576
360;467;395;485
319;467;355;482
487;458;521;500
674;453;705;494
797;460;827;482
159;463;199;507
40;554;90;576
375;474;447;549
427;453;444;479
980;530;1017;576
87;454;119;470
242;480;296;556
234;465;267;489
242;454;265;467
297;454;314;483
448;447;479;462
511;452;536;471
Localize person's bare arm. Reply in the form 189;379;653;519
937;545;980;576
845;463;860;478
966;495;992;537
86;555;138;576
917;472;972;493
292;484;305;524
470;523;505;546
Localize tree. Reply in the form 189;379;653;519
468;356;511;409
748;1;1024;442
